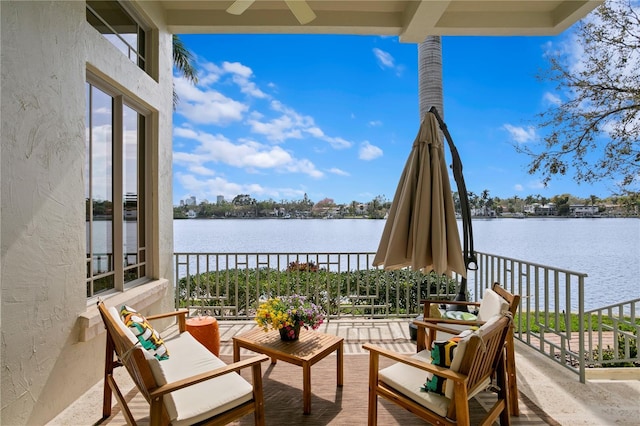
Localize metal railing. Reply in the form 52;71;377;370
173;251;639;382
173;252;460;319
469;252;639;382
585;300;639;368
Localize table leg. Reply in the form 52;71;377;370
337;342;344;387
303;361;311;414
233;341;240;363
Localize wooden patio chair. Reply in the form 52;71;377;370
97;301;269;426
415;283;521;416
364;312;513;426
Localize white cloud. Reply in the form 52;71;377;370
181;59;354;149
173;126;323;178
503;124;537;144
368;120;383;127
198;62;223;86
514;184;524;191
176;173;264;201
328;168;350;176
188;165;217;176
373;48;395;68
247;113;304;142
222;61;268;98
372;48;404;76
543;92;562;106
176;172;310;203
174;76;248;125
321;135;352;149
528;180;545;190
286;158;324;178
247;100;353;148
359;141;383;160
221;61;253;78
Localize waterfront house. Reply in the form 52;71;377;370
570;204;600;217
0;1;602;424
524;202;558;216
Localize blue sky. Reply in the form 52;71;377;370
172;26;615;206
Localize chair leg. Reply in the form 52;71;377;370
102;334;115;419
453;381;471;426
252;363;266;426
496;351;511;426
149;396;164;426
505;326;519;416
106;374;137;426
367;352;379;426
416;326;426;352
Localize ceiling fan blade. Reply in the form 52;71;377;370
284;0;317;25
226;0;255;15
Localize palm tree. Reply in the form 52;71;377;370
418;36;443;118
172;34;198;110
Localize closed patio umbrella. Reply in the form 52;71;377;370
374;107;475;301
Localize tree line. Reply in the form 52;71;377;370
174;189;639;219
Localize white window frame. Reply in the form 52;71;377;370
86;73;152;300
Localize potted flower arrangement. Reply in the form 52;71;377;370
255;294;325;341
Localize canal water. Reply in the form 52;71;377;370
174;217;639;310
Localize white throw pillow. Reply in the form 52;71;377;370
477;288;509;321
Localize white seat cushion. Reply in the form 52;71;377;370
379;350;451;417
147;332;254;426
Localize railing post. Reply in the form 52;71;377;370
578;274;585;383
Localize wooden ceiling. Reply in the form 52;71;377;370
158;0;603;42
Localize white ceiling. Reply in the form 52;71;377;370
159;0;603;42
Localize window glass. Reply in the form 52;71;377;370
86;1;146;71
87;85;115;296
123;104;145;283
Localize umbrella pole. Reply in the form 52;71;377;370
428;107;476;310
448;277;469;310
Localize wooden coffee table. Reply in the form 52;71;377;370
233;327;344;414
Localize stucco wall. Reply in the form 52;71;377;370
0;1;174;424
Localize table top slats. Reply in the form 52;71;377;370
233;328;343;362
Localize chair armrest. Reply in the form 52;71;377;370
146;309;188;333
420;299;481;308
145;309;188;321
415;318;485;328
149;354;269;398
414;317;486;352
362;343;466;384
420;300;481;327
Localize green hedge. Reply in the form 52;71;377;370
177;267;459;317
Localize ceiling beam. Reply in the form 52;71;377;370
400;0;451;43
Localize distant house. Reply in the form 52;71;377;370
524;203;557;216
355;203;368;215
187;210;197;219
471;207;496;217
570;205;599;217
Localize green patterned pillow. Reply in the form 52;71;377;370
421;337;459;395
120;305;169;360
422;329;474;395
